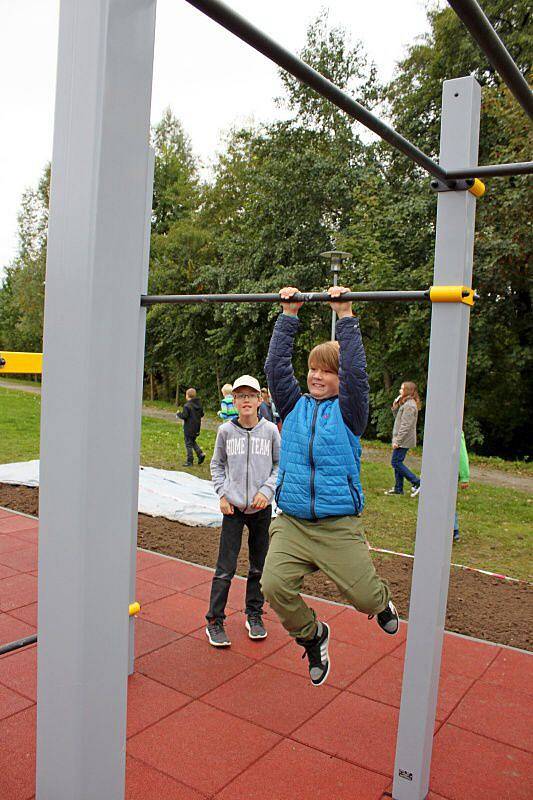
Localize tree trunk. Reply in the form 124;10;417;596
149;372;154;401
215;358;222;399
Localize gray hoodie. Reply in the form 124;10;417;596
211;418;280;514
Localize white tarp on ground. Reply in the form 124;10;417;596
0;460;223;528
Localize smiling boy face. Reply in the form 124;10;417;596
307;341;340;399
233;387;262;415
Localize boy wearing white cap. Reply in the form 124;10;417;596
207;375;280;647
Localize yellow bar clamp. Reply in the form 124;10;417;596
129;602;141;617
0;352;43;374
468;178;485;198
429;286;475;306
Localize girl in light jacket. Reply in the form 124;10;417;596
385;381;421;497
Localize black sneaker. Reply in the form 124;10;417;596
182;462;193;468
205;620;231;647
370;601;399;635
297;621;330;686
198;454;206;464
245;613;267;640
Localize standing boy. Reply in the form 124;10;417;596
261;286;398;686
217;383;239;422
207;375;280;647
176;388;205;467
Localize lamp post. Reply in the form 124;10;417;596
321;251;351;340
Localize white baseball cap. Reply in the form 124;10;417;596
232;375;261;393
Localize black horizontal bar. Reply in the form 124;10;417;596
0;634;37;657
448;0;533;120
141;291;430;307
184;0;449;182
446;161;533;179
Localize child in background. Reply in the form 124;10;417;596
384;382;421;497
176;388;205;467
259;387;274;422
207;375;280;647
261;286;397;687
454;431;470;542
218;383;239;422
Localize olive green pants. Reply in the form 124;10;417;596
261;513;390;640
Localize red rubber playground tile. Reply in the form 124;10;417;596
136;635;253;697
0;516;38;535
0;573;38;612
0;682;34;722
136;548;168;571
0;611;36;647
328;606;407;656
216;738;390;800
203;662;339;735
292;692;401;777
0;534;32;555
0;706;36;800
183;574;245;609
126;672;190;738
430;724;532;800
139;560;213;592
0;645;37;701
0;545;38;573
447;681;533;752
0;563;19;580
133;617;182;659
140;592;234;635
135;577;176;606
126;756;206;800
347;654;476;721
391;632;500;679
478;647;533;695
7;602;38;627
264;636;385;689
127;700;280;796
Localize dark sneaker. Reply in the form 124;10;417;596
370;601;399;635
297;621;330;686
182;462;193;468
205;620;231;647
198;454;206;464
384;488;403;495
453;531;460;542
245;614;267;640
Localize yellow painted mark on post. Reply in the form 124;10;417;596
129;602;141;617
0;352;43;374
468;178;485;198
429;286;475;307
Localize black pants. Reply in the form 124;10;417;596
207;506;272;622
184;433;203;464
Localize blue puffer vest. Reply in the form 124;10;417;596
276;394;364;520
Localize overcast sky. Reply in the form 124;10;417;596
0;0;434;278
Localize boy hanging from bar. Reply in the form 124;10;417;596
261;286;398;686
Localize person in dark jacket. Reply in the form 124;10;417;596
259;387;274;422
176;388;205;467
261;285;398;688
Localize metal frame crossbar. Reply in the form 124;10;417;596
36;2;531;800
447;0;533;121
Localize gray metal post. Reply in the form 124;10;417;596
129;147;155;677
321;251;350;340
37;2;157;799
392;77;481;799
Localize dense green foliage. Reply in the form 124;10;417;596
1;4;531;456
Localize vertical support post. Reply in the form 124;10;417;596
36;2;157;799
392;76;481;800
321;251;350;340
128;147;155;677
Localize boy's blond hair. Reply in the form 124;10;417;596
222;383;233;396
308;341;340;373
185;387;197;400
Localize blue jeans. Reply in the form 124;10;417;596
391;447;420;494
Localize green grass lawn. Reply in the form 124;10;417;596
1;386;531;580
